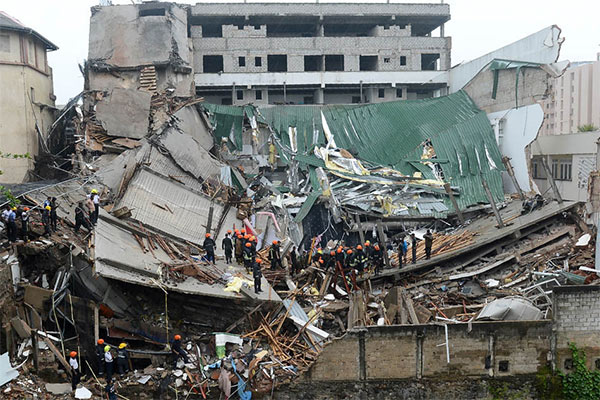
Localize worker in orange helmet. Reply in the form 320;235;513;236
69;351;80;390
96;338;106;376
241;228;246;235
253;258;263;294
243;242;254;273
373;244;384;276
269;239;282;270
171;334;188;368
223;230;233;264
235;234;244;264
355;245;366;277
203;233;216;265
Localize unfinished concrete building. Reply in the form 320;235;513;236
190;2;451;105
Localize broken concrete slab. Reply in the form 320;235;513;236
0;353;19;387
96;88;152;139
88;3;191;69
45;383;72;394
173;106;213;151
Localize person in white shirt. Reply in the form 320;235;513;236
69;351;80;391
104;345;114;382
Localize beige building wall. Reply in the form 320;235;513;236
0;29;56;182
541;58;600;136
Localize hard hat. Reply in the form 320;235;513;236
70;351;77;358
330;251;335;256
45;206;51;211
347;249;353;254
205;233;211;238
241;229;246;234
91;189;98;194
244;234;249;240
245;242;251;248
319;258;324;264
104;345;110;353
234;229;240;234
250;236;256;242
365;241;370;246
374;245;380;251
119;343;127;349
337;248;342;254
317;249;323;254
357;245;363;250
272;240;278;245
237;234;242;239
257;259;262;264
174;334;181;340
23;207;29;211
11;207;16;211
98;339;104;345
227;230;232;234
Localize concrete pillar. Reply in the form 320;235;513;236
314;88;324;104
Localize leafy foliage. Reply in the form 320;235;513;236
0;152;30;207
577;124;599;132
560;342;600;400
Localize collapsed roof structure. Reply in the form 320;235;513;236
1;3;598;399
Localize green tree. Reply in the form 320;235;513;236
0;151;31;207
577;124;598;132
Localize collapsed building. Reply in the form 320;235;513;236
0;2;599;400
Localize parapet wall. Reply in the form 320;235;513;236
302;286;600;384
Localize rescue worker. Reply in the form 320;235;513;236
69;351;80;391
253;258;263;294
235;234;244;264
289;246;298;276
41;205;51;236
243;242;254;273
335;247;345;271
327;251;337;271
410;233;417;264
269;240;282;270
203;233;216;264
104;345;114;383
105;378;118;400
344;249;356;290
84;196;95;223
89;189;100;225
2;206;10;237
373;244;383;276
42;197;51;209
49;197;58;232
96;339;105;376
74;202;91;233
171;334;188;367
355;245;367;277
397;235;406;268
116;342;129;375
20;207;30;242
249;235;257;252
222;231;233;264
7;207;17;243
424;230;434;259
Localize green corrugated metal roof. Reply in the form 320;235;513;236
200;90;505;210
201;103;246;150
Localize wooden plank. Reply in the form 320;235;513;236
400;289;419;325
42;335;71;374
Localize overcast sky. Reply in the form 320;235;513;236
2;0;599;104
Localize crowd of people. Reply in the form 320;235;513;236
1;189;102;245
214;226;435;294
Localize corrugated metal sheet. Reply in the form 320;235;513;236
143;146;205;193
201;103;246;150
117;168;232;245
202;91;505;211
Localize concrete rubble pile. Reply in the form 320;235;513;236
0;5;594;398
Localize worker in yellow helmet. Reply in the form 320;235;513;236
116;343;129;376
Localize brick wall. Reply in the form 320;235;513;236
553;285;600;371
